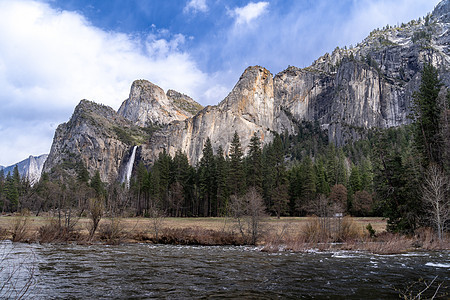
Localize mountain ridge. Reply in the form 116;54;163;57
2;154;48;185
42;1;450;183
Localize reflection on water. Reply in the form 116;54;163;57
1;242;449;299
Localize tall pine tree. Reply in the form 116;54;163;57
228;132;245;196
411;63;443;167
246;132;262;190
199;138;216;216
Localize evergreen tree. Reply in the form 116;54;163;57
348;165;362;210
349;165;362;193
314;158;330;195
12;165;20;186
77;163;90;183
90;170;106;199
154;150;171;211
272;134;286;187
373;130;421;233
0;170;3;211
359;157;374;192
215;145;229;216
246;132;262;190
199;139;216;216
262;143;276;211
5;173;18;212
411;63;443;167
133;162;148;215
228;131;245;196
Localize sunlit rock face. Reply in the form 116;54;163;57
43;100;146;183
140;66;278;166
2;154;48;186
118;80;203;127
44;2;450;181
275;3;450;144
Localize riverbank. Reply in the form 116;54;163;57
0;215;448;254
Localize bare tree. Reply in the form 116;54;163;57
0;245;36;299
329;184;347;214
353;190;374;216
87;197;103;241
245;187;267;245
229;188;267;244
229;194;246;239
422;164;449;240
149;205;165;240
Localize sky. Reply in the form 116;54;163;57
0;0;442;166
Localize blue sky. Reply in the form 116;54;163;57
0;0;441;166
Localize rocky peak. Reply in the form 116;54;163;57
118;80;200;127
43;3;450;183
433;0;450;23
166;89;203;116
139;66;278;166
2;154;48;186
219;66;274;127
44;99;151;183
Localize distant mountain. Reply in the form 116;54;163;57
43;0;450;183
3;154;48;185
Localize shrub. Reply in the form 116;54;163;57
98;218;125;244
366;223;376;238
38;218;81;243
11;214;30;242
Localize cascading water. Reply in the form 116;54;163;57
123;146;137;187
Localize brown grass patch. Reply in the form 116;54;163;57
154;227;245;246
11;215;30;242
38;218;82;243
98;218;126;245
0;215;448;253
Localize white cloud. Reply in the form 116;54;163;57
0;0;214;166
338;0;441;47
0;0;441;166
184;0;208;14
231;1;269;25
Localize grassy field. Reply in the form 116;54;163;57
1;214;448;253
0;215;386;238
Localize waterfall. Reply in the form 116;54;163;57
123;146;137;187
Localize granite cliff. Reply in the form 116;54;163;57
118;80;203;127
43;100;153;182
43;1;450;182
2;154;48;186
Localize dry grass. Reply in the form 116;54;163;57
0;215;386;237
98;218;126;245
11;215;30;242
0;215;448;253
153;227;245;246
38;220;81;243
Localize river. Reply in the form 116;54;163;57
1;241;449;299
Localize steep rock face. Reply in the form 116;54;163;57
43;100;149;182
276;5;450;144
434;0;450;23
44;1;450;181
3;154;48;186
140;66;276;165
118;80;203;126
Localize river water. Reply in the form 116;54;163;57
1;241;449;299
